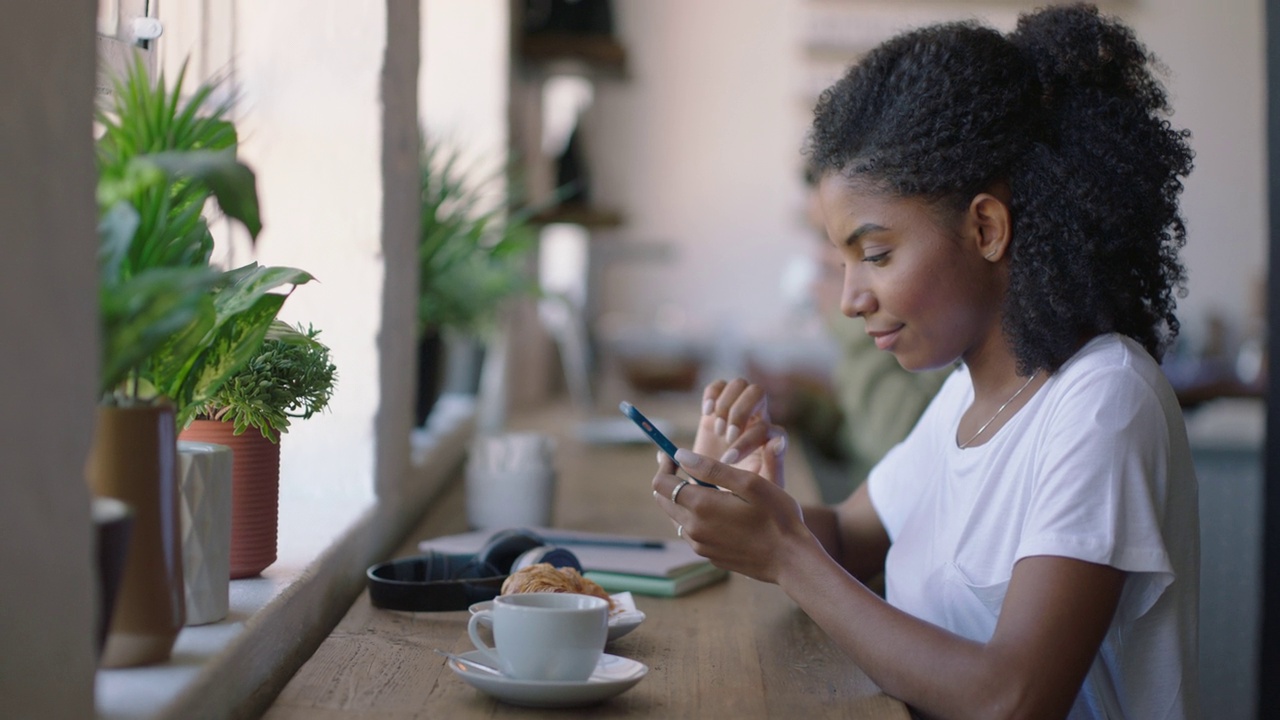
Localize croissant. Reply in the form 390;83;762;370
501;563;615;611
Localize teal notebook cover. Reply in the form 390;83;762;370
585;563;728;597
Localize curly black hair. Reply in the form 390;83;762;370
805;4;1194;374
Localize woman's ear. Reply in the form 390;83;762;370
969;193;1012;262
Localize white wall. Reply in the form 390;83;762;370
421;0;509;168
0;2;99;716
231;2;388;527
589;0;1267;363
154;0;421;549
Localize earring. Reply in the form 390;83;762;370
985;250;999;260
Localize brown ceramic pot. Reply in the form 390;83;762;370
180;420;281;578
85;404;185;667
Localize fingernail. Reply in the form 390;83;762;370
652;490;659;500
769;434;787;455
714;417;726;435
702;399;714;415
720;448;740;464
674;448;704;470
657;450;665;465
726;425;741;443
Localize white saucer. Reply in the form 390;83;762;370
446;650;648;708
469;591;646;642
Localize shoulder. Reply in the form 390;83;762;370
1026;335;1192;484
1058;334;1162;378
1045;334;1179;418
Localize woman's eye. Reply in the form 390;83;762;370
863;251;889;265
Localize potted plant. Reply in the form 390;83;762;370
95;58;265;401
416;136;547;424
91;57;320;658
89;56;263;667
96;58;315;421
180;321;337;578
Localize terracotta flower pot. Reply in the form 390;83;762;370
85;404;185;667
180;420;281;578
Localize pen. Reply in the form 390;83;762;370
540;534;665;550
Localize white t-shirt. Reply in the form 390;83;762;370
867;334;1200;719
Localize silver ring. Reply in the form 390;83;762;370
670;479;691;505
677;524;684;538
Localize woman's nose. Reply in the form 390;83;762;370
841;267;875;318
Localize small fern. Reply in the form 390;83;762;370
196;321;337;443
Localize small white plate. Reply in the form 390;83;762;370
446;650;648;708
469;592;646;642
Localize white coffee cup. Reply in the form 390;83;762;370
467;593;609;681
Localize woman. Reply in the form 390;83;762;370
652;5;1199;719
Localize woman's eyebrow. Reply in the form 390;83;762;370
843;222;887;248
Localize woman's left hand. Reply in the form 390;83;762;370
694;378;788;488
652;447;812;584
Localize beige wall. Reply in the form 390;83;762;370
591;0;807;359
0;1;100;717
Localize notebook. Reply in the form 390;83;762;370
583;563;728;598
418;526;728;596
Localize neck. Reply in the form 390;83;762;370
961;335;1026;401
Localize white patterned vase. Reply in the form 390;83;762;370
178;440;233;625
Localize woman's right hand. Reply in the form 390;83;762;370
695;378;788;488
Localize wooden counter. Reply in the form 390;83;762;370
264;401;909;719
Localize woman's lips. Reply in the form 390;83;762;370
868;326;903;351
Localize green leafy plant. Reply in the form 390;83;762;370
95;57;315;425
96;57;259;278
418;136;546;337
158;262;315;429
194;321;338;443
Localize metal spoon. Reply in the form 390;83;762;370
433;648;505;677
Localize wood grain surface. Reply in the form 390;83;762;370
264;400;909;719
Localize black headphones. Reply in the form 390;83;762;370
366;528;583;612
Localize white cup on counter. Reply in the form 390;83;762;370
465;432;556;529
466;592;609;681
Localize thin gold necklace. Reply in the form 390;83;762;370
958;372;1038;449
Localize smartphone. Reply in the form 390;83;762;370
619;401;716;487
